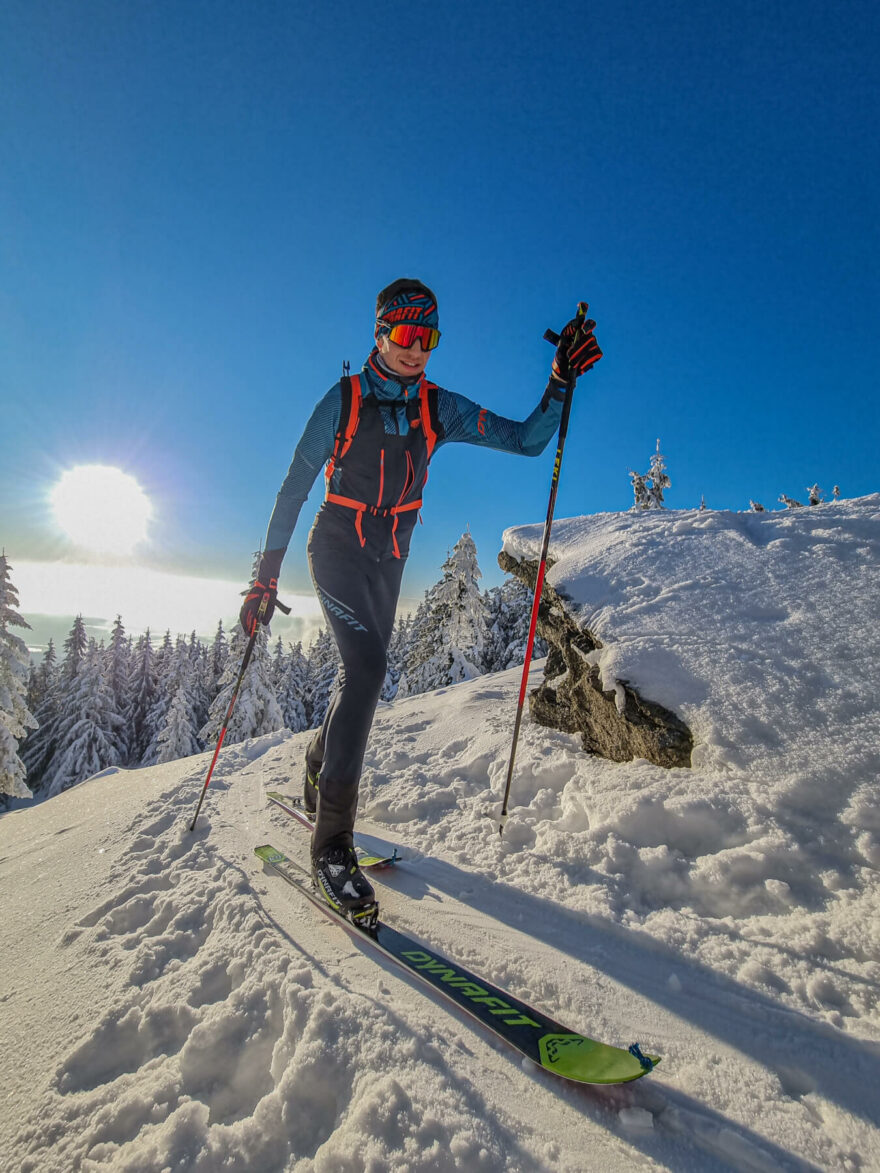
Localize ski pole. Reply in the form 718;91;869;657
498;324;579;836
188;589;290;833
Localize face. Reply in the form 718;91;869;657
375;330;433;379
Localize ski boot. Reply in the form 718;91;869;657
312;845;378;929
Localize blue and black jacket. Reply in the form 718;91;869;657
265;350;564;563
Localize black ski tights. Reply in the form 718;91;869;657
306;530;405;859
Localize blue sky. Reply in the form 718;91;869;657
2;0;878;649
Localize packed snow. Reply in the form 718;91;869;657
2;498;879;1171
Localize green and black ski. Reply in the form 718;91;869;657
266;790;398;869
254;843;659;1086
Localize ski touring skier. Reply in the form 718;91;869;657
240;279;602;922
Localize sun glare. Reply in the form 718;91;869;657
50;465;154;555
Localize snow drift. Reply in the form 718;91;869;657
2;497;879;1171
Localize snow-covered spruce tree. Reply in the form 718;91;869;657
646;439;670;508
29;615;91;788
209;620;228;692
749;500;766;512
41;641;125;797
629;471;651;510
139;631;178;765
833;485;841;500
199;624;283;746
398;531;491;697
485;576;547;672
305;627;339;728
0;553;37;799
106;616;132;760
60;615;89;687
629;441;670;510
186;632;211;735
381;614;413;702
127;629;157;763
780;494;804;509
807;484;824;506
276;639;309;732
20;638;60;790
143;636;200;765
155;679;203;763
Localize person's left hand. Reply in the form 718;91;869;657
550;302;603;386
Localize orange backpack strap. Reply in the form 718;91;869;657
325;374;362;485
418;379;444;458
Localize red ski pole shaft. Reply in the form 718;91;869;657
499;328;578;836
188;597;267;833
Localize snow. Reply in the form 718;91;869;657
2;498;879;1171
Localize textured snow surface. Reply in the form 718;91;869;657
2;498;879;1171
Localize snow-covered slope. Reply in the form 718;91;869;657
2;500;879;1171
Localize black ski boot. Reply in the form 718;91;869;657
312;845;378;926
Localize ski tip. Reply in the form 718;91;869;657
627;1043;659;1073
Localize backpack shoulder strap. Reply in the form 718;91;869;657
325;373;363;483
418;380;445;458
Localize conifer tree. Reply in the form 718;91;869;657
630;440;670;510
60;615;89;686
187;632;211;735
21;639;60;789
209;620;228;690
276;640;309;731
485;577;547;672
646;439;671;508
41;642;125;797
143;636;195;765
0;553;37;798
155;679;203;763
305;627;339;727
398;532;491;696
106;616;132;760
381;615;412;701
127;630;157;763
199;624;283;745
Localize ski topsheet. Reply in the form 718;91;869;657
266;790;398;869
254;843;659;1086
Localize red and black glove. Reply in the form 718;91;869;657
239;549;284;635
550;302;603;386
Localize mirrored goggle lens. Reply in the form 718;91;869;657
384;323;441;351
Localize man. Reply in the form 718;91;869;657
241;279;601;922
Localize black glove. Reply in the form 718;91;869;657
239;548;284;636
550;302;603;386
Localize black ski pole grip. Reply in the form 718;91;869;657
275;597;292;616
544;328;561;346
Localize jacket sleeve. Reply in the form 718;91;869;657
435;387;564;457
263;386;340;556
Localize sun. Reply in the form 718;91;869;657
50;465;154;555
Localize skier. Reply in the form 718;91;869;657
240;279;602;920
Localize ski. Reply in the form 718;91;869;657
254;843;660;1086
266;790;398;870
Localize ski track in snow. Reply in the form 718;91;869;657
2;498;880;1171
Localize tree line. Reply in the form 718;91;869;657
1;534;543;802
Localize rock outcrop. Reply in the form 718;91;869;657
498;550;693;768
